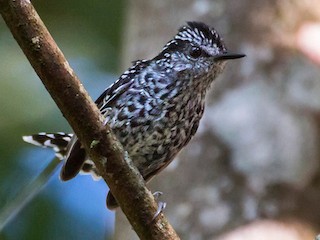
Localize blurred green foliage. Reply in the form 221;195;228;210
0;0;125;239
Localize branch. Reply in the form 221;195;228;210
0;0;179;239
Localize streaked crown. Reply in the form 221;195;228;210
162;21;227;56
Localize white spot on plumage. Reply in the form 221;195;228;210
63;137;70;141
53;146;60;152
22;136;44;147
46;134;55;139
55;153;64;160
43;140;51;146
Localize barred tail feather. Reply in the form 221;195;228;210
22;132;73;160
23;132;101;181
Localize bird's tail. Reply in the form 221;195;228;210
22;132;73;160
23;132;101;180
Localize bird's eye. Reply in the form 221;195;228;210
189;46;202;58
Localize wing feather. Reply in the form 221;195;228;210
60;60;149;180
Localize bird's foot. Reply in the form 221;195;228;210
151;191;167;222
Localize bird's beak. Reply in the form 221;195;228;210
214;53;246;61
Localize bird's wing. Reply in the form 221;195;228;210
60;60;150;181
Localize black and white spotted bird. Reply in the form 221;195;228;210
23;22;245;209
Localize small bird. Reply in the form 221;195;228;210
23;22;245;209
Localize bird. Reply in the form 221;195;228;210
23;21;245;209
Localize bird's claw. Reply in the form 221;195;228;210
152;191;163;200
151;191;167;222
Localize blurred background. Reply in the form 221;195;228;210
1;0;320;240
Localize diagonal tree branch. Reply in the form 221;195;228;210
0;0;179;239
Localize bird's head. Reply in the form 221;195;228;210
154;22;245;80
